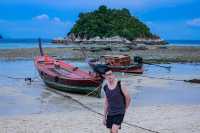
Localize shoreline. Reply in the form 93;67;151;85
0;45;200;63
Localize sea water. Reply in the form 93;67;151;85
167;40;200;46
133;63;200;106
0;39;68;49
0;60;200;116
0;39;200;49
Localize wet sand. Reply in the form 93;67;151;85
0;45;200;63
0;98;200;133
0;73;200;132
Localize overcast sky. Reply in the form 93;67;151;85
0;0;199;40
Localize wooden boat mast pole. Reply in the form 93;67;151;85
78;41;88;59
38;38;44;56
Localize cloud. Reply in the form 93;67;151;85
52;17;61;23
145;20;200;40
145;21;153;25
33;14;49;20
33;14;67;24
187;18;200;27
0;0;198;39
51;17;71;25
0;17;73;38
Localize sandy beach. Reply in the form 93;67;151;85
0;71;200;133
0;99;200;133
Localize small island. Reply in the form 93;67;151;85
62;5;166;45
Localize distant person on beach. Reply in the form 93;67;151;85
100;67;131;133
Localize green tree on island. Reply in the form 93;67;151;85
68;5;158;41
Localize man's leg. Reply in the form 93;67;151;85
111;124;120;133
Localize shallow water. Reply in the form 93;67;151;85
0;39;68;49
0;60;84;117
1;39;200;49
132;63;200;106
0;60;200;116
167;40;200;46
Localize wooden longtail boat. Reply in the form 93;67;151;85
88;55;144;74
34;39;103;97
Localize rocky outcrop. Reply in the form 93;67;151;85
64;35;167;45
133;38;168;45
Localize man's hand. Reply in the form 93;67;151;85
121;86;131;111
103;117;106;126
125;107;128;113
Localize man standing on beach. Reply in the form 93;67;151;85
102;68;131;133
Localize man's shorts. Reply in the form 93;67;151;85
106;114;125;129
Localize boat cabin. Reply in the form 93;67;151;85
100;55;131;66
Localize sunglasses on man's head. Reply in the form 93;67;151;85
104;72;112;76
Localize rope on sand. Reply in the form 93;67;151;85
134;75;200;84
1;73;199;85
0;74;40;83
48;88;161;133
139;75;185;82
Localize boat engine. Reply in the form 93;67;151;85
134;56;143;64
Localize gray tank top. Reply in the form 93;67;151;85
104;81;125;116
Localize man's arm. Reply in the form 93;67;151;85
121;86;131;111
104;96;108;118
103;96;108;125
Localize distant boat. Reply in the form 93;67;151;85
35;39;103;97
88;55;144;74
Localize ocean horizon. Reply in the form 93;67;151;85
0;38;61;49
166;40;200;46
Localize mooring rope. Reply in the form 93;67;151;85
139;75;185;82
143;62;171;69
0;74;25;80
0;74;40;82
48;88;161;133
0;72;199;84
